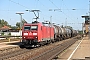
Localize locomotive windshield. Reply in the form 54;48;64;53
24;26;30;30
24;26;38;30
30;26;38;30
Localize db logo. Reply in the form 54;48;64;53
29;33;32;35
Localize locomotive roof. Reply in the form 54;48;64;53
24;23;40;25
24;22;53;27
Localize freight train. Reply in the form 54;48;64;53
20;21;78;48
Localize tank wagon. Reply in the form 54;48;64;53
20;21;78;47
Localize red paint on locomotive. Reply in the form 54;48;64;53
22;22;54;45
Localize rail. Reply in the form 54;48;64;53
29;36;80;60
0;36;21;38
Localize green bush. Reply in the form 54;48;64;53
1;32;4;36
8;33;11;36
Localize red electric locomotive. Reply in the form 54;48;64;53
21;21;54;47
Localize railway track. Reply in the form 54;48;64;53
0;36;21;38
0;36;81;60
0;46;35;60
0;36;21;42
0;38;20;43
29;36;80;60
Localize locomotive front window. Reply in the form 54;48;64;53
31;26;38;30
24;26;38;30
24;26;30;30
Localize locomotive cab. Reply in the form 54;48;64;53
21;23;43;47
20;21;54;48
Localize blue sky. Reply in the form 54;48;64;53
0;0;89;30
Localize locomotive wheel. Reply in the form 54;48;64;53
19;45;25;48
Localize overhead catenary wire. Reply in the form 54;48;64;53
9;0;30;9
49;0;61;10
61;0;78;21
35;0;39;9
34;0;51;19
8;0;77;22
39;0;78;26
8;0;56;22
61;3;84;25
8;0;82;25
48;0;79;23
37;0;50;10
34;0;61;22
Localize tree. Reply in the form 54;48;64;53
16;22;20;28
22;19;27;25
4;21;8;26
16;19;27;29
65;26;73;29
0;19;9;28
11;26;18;29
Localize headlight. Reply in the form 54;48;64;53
35;37;37;38
24;33;28;35
33;33;37;35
